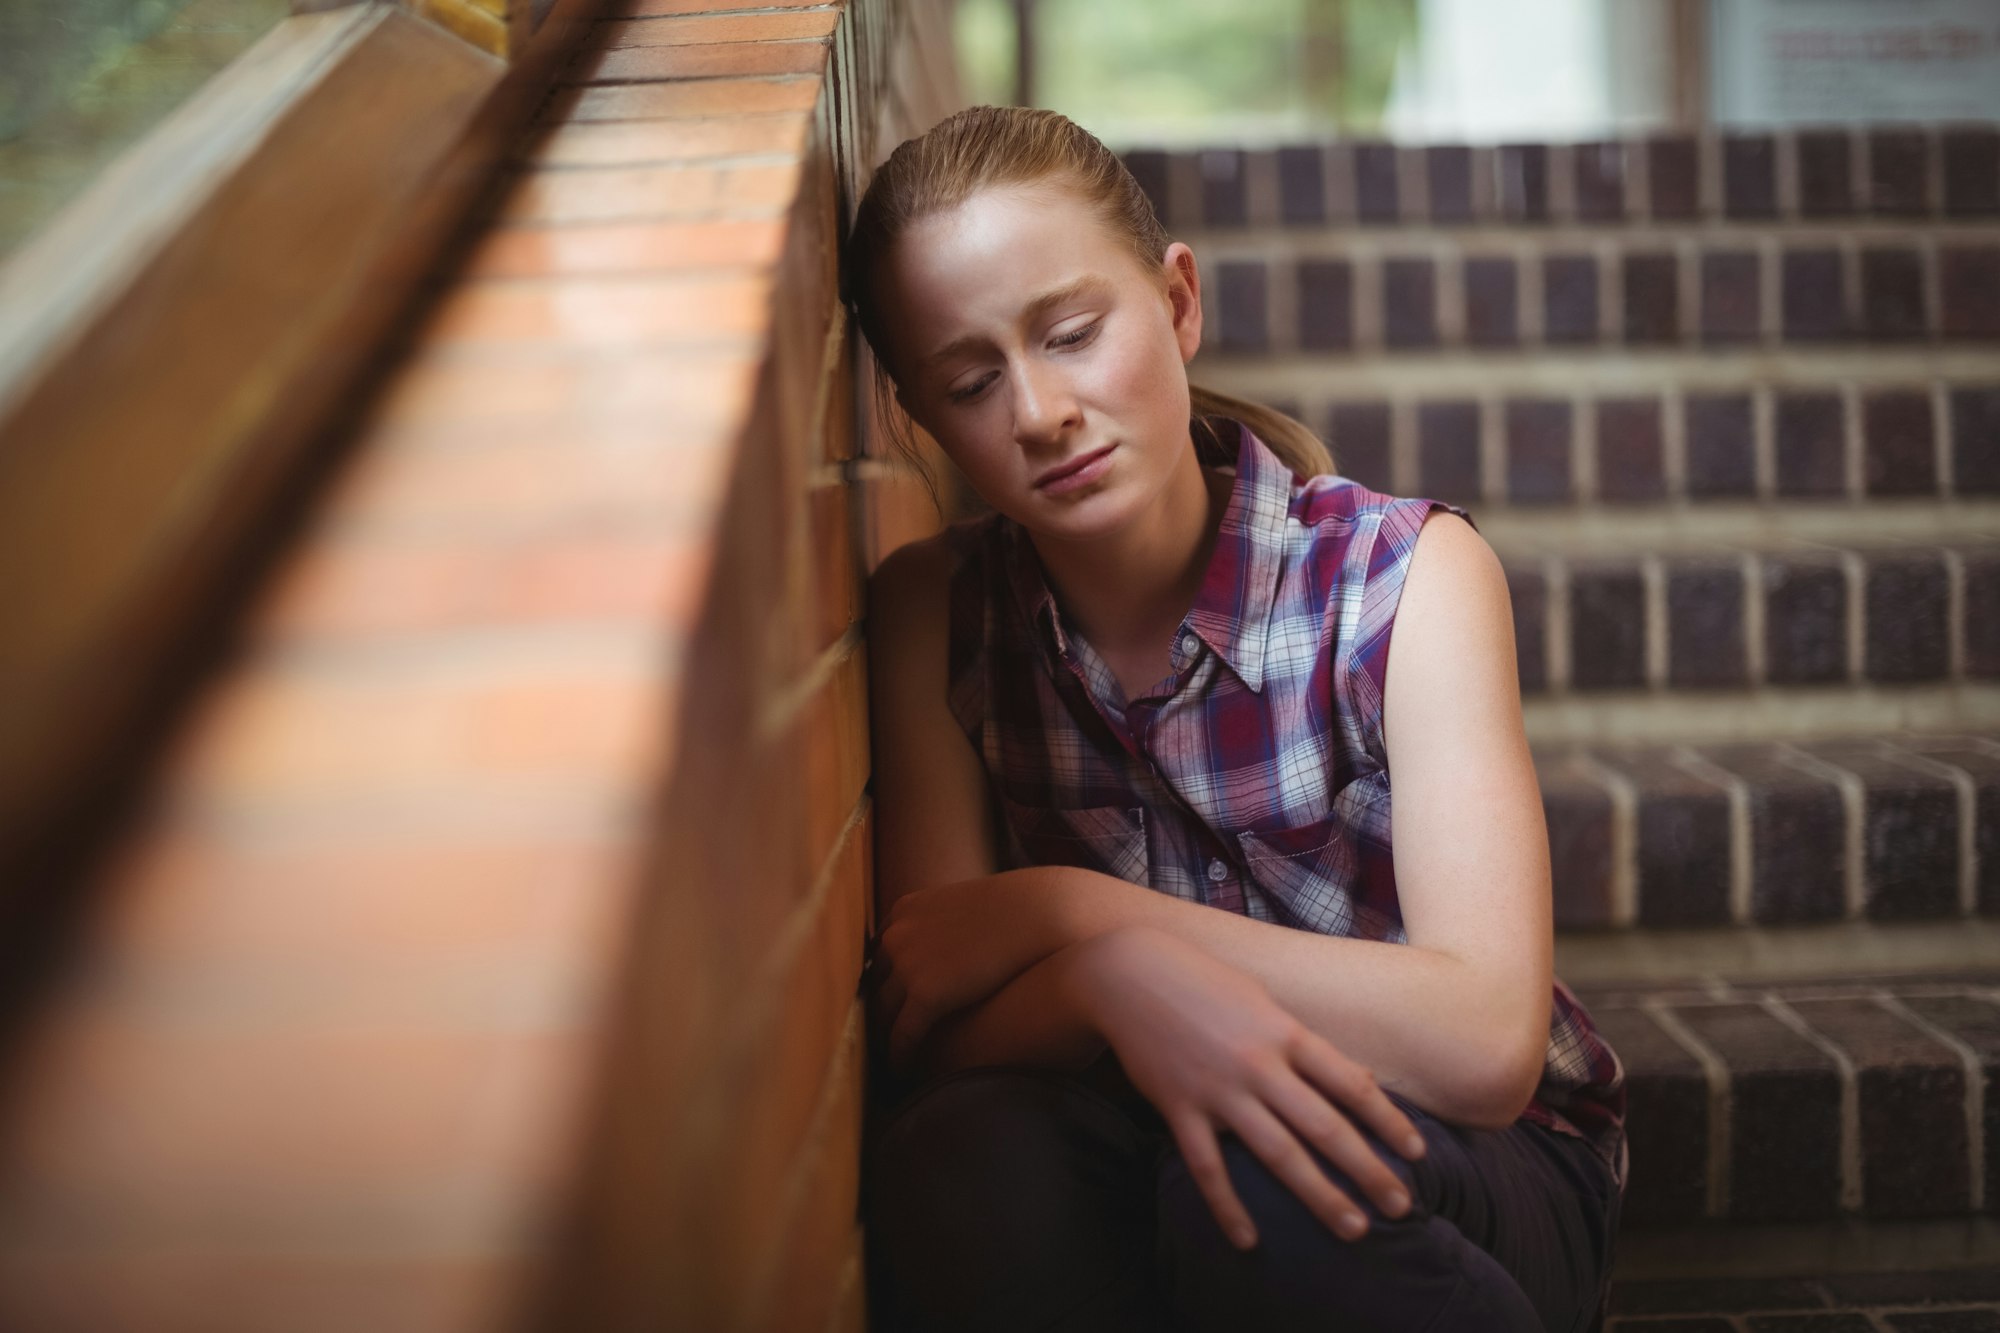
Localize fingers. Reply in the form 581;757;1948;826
1255;1065;1413;1224
886;992;937;1067
1292;1035;1428;1164
1165;1110;1261;1252
1220;1094;1377;1244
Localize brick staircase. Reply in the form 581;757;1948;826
1129;127;2000;1317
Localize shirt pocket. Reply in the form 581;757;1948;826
997;793;1151;888
1235;813;1403;941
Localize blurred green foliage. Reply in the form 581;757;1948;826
954;0;1419;145
0;0;285;256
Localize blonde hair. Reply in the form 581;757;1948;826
841;105;1335;499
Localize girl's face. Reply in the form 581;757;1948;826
874;183;1204;543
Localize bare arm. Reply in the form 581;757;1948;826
886;512;1552;1129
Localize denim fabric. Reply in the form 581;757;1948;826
863;1054;1620;1333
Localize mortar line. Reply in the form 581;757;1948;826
1760;994;1864;1216
1875;988;1986;1213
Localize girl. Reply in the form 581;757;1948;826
846;105;1627;1333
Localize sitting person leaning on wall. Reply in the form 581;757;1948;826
846;104;1629;1333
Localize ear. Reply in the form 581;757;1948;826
1161;242;1203;363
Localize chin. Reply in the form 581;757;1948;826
1008;483;1148;544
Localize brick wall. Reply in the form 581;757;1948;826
0;2;955;1329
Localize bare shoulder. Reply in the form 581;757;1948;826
868;530;958;632
1382;509;1521;744
1396;509;1510;640
866;527;997;903
866;530;962;694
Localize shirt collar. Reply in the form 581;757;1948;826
1002;418;1292;693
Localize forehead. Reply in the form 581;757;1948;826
879;184;1147;340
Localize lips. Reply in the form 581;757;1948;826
1034;444;1115;489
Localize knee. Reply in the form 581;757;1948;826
1157;1130;1427;1261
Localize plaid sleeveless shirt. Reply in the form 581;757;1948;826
941;418;1629;1191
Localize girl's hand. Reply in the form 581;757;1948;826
871;876;1070;1067
1070;925;1428;1251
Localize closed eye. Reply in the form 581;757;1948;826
945;319;1103;405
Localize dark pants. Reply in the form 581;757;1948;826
862;1053;1620;1333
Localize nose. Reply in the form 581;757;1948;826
1009;355;1081;452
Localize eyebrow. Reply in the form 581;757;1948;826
920;274;1115;372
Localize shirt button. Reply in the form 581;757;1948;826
1207;858;1228;882
1180;634;1199;656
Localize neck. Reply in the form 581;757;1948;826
1029;433;1233;656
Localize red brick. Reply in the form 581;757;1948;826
1570;561;1647;690
599;10;838;46
1861;391;1938;496
521;113;808;167
1216;259;1269;352
1463;257;1518;347
1867;129;1930;215
1539;753;1617;928
1647;136;1699;218
858;468;945;570
1941;247;2000;338
1382;258;1438;348
366;346;758;428
324;429;736;536
154;644;676;809
0;1253;512;1333
1943;127;2000;215
809;483;860;653
1623;252;1681;344
827;1227;868;1333
463;218;786;278
1200;148;1249;228
1494;143;1548;222
0;1017;590;1241
1352;142;1399;223
558;78;820;122
1798;130;1855;217
692;838;868;1322
1327;401;1390;491
257;527;714;644
96;822;636;973
421;272;774;344
1723;134;1777;218
1503;398;1572;503
1425;146;1472;223
1861;248;1926;341
1416;399;1481;505
801;644;872;869
1572;141;1627;221
573;38;828;83
1700;251;1761;343
497;161;798;225
749;1003;866;1332
1297;259;1353;351
1595;398;1665;503
1782;247;1849;341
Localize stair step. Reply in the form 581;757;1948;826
1184;231;2000;360
1194;358;2000;513
1556;922;2000;989
1536;734;1999;930
1573;972;2000;1230
1122;128;2000;234
1607;1265;2000;1329
1486;537;2000;702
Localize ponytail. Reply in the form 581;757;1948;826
1189;384;1336;480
